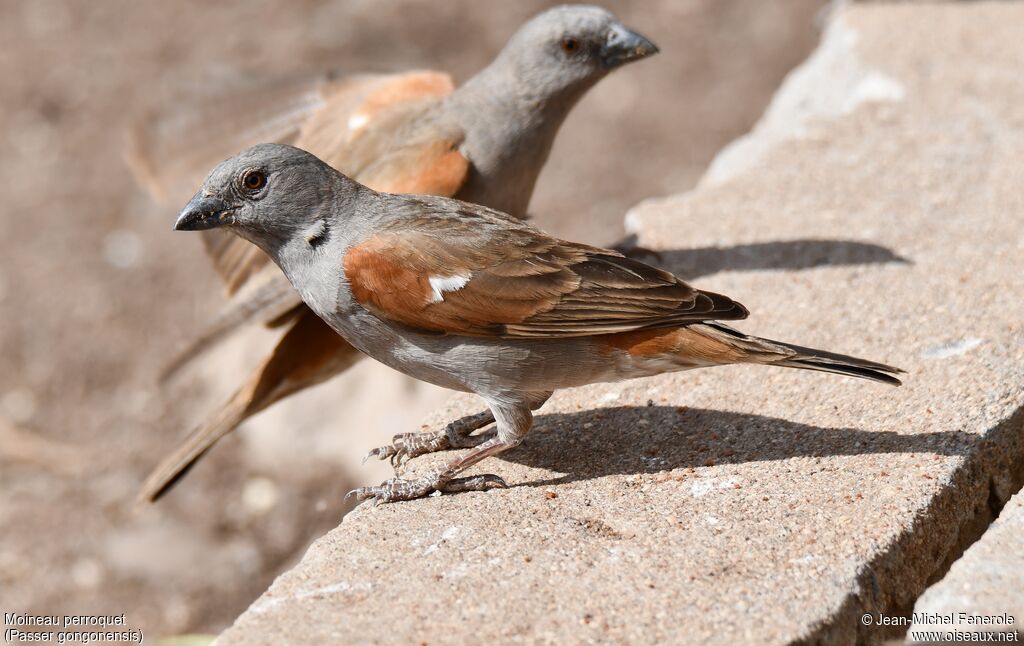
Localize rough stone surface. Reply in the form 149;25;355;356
909;491;1024;639
219;3;1024;644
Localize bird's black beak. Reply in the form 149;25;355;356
174;195;233;231
601;23;658;68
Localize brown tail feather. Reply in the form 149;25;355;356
143;312;364;502
700;323;904;386
772;354;903;386
138;389;255;503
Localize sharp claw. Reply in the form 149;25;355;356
363;445;396;464
442;473;508;493
346;486;392;504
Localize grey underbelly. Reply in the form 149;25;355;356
322;310;626;396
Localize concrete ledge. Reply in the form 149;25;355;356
218;3;1024;644
910;491;1024;640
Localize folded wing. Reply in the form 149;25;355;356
344;207;748;339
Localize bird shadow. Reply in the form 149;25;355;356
615;236;909;281
498;406;973;488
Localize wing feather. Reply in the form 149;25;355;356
343;210;748;339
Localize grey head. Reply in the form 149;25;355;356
448;5;658;217
174;143;360;259
481;5;658;104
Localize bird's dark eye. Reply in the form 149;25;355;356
241;169;267;192
560;36;580;54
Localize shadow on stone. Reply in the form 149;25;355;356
500;405;972;488
617;236;909;281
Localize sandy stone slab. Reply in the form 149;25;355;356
909;491;1024;640
218;4;1024;644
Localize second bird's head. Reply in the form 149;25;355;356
489;5;658;102
174;144;344;257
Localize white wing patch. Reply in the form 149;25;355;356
347;113;369;132
428;275;470;303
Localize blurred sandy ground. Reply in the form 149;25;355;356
0;0;823;638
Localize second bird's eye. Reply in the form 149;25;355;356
241;169;267;191
560;36;579;54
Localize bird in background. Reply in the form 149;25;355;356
173;144;904;504
130;5;660;502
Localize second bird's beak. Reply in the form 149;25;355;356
601;23;659;67
174;196;233;231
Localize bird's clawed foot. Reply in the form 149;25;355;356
346;473;507;504
362;411;496;470
363;431;450;468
